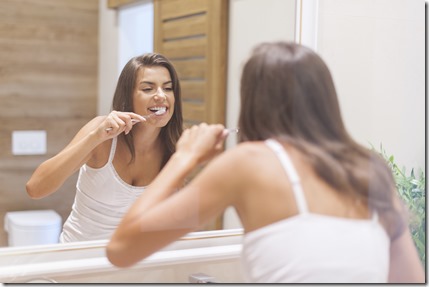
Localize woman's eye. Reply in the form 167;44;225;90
142;88;152;92
164;87;173;91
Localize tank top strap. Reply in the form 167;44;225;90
108;137;118;164
265;139;309;214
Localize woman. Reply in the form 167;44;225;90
106;43;424;283
26;53;183;243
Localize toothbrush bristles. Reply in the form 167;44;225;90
226;128;239;133
143;110;164;119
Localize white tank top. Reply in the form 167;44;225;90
240;139;390;283
59;137;146;243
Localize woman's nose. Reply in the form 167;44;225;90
153;87;166;101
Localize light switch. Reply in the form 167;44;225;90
12;130;47;155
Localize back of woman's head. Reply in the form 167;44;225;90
239;42;405;240
112;53;183;167
239;42;347;144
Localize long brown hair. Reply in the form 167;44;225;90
112;53;183;168
239;42;405;239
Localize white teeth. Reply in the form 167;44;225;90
149;106;167;115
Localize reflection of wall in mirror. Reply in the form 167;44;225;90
0;0;99;247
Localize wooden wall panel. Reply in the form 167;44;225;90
0;0;98;246
180;81;205;102
205;0;228;124
163;14;207;40
182;102;205;122
107;0;138;8
162;37;207;59
172;59;206;79
159;0;208;20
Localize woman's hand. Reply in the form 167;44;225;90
98;111;146;139
176;123;227;165
107;123;232;268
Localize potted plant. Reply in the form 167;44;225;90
373;144;426;266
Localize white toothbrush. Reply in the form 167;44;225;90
105;110;165;131
225;128;239;134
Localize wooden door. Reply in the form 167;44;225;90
154;0;228;128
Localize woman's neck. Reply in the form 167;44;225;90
131;126;162;154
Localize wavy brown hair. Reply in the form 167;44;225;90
238;42;405;240
112;53;183;169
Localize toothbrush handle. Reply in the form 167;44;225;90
225;128;239;134
105;119;140;132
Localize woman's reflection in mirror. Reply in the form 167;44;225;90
26;53;183;243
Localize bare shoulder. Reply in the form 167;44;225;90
186;141;272;209
206;141;273;178
224;141;269;159
228;141;274;165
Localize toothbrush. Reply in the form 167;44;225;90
225;128;239;134
105;110;165;131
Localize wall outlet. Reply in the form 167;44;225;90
12;130;47;155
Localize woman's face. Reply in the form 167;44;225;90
133;66;175;127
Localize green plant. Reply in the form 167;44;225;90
373;144;426;266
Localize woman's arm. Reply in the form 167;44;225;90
388;227;425;283
26;111;145;199
106;123;239;268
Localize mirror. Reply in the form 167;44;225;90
0;0;424;258
0;0;296;249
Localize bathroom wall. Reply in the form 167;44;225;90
314;0;425;171
0;0;99;246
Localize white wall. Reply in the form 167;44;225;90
225;0;296;149
118;0;153;74
98;0;119;115
98;0;153;115
312;0;425;171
